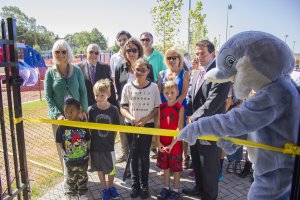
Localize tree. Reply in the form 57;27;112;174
0;6;56;50
189;1;208;53
151;0;183;53
70;28;107;55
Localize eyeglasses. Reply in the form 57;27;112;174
89;51;100;55
140;38;151;42
55;50;67;55
135;68;148;73
126;48;138;53
166;56;179;61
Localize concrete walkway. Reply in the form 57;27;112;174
39;142;251;200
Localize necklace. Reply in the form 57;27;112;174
57;64;70;78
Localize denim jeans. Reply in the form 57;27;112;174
126;123;153;188
227;146;243;161
248;168;293;200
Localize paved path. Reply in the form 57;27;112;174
39;142;251;200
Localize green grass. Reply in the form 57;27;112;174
21;100;47;110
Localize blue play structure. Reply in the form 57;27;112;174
17;43;47;86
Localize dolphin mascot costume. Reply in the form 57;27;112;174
178;31;300;200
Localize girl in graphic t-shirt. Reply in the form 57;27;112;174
120;58;161;199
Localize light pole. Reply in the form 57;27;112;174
226;4;232;41
218;34;221;50
229;25;233;38
292;41;296;53
284;35;288;43
187;0;191;53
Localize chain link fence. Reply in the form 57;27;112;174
1;76;63;199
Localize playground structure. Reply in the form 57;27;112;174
0;43;47;88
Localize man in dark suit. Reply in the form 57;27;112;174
78;43;117;107
182;40;231;200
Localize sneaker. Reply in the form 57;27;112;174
219;173;224;182
140;187;150;199
157;188;171;200
158;170;165;176
109;186;120;199
101;188;110;200
183;155;190;169
169;190;181;200
226;161;234;173
116;154;126;163
235;161;242;174
150;148;158;159
188;170;195;179
78;194;89;200
130;187;140;198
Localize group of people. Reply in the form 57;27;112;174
45;30;242;200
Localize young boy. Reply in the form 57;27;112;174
157;80;184;200
120;58;161;199
88;79;120;200
55;97;91;200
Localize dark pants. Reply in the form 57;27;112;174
65;161;88;195
190;140;221;200
126;123;153;189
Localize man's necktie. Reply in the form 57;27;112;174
194;69;206;95
90;66;96;85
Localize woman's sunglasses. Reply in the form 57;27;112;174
126;48;138;53
166;56;179;61
55;50;67;55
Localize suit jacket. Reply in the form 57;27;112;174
187;60;231;122
77;61;118;107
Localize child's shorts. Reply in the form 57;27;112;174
157;151;182;172
90;151;116;175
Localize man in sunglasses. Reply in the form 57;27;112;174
78;43;117;107
139;32;166;160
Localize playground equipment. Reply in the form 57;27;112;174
0;43;47;86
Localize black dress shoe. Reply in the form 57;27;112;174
182;187;200;196
130;187;140;198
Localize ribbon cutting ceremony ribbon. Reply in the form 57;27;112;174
14;117;300;157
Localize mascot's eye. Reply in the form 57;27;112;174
225;55;236;68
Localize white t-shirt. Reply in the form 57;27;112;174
121;81;161;123
109;51;123;78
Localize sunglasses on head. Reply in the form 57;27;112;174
55;50;67;55
140;38;151;42
126;48;138;53
89;51;100;55
166;56;179;61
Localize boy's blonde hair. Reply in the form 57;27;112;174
93;79;111;94
163;80;178;91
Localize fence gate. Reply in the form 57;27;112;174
0;18;30;200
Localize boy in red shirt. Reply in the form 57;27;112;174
157;80;184;200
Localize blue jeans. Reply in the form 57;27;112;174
248;168;293;200
126;123;153;188
227;146;243;162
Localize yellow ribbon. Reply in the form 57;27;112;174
14;117;300;156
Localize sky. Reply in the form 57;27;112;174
1;0;299;53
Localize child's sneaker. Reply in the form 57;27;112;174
109;186;120;199
140;187;150;199
219;172;224;182
169;190;181;200
157;188;171;200
101;188;110;200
